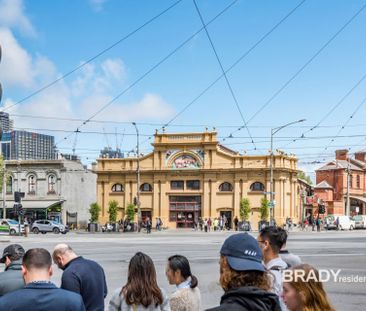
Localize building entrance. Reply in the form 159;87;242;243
220;211;232;229
169;196;201;228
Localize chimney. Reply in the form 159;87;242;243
335;149;348;161
355;152;366;163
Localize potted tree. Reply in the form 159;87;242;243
239;198;251;231
125;203;136;232
108;200;119;231
88;202;101;232
258;198;270;231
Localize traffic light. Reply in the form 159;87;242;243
13;203;23;215
14;191;25;203
318;204;326;214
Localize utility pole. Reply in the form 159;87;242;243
0;43;5;219
132;122;141;232
346;156;351;216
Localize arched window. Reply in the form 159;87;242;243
140;183;153;192
28;175;36;194
111;183;124;192
250;182;265;192
219;182;233;192
6;176;12;194
48;175;56;194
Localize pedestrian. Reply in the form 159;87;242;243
198;217;203;231
207;218;212;232
258;226;288;311
166;255;201;311
0;244;25;296
316;217;321;232
206;233;281;311
204;218;208;232
53;244;107;311
278;230;301;268
0;248;85;311
146;217;152;234
108;252;170;311
282;264;335;311
233;216;239;231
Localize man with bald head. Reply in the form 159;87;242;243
53;244;107;311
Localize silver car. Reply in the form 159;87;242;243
31;219;68;234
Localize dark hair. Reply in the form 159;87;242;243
121;252;163;307
259;226;286;253
22;248;52;270
168;255;198;288
220;256;270;291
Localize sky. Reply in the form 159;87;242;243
1;0;366;181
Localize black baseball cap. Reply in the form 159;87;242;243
0;244;25;263
220;233;265;272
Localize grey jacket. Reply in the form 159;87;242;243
0;260;25;296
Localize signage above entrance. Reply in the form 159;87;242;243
173;154;201;169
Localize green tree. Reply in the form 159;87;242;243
89;202;101;223
240;198;251;221
0;155;5;192
297;171;312;185
125;203;136;222
260;198;269;221
108;200;119;223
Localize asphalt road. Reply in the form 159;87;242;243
1;229;365;311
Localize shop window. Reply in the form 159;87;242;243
186;180;200;190
111;183;124;192
219;182;233;192
140;183;153;192
171;180;184;190
250;182;265;192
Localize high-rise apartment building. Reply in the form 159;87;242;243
0;111;13;132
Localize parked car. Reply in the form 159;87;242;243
324;215;355;230
324;215;337;230
0;219;25;235
31;220;68;234
351;215;366;229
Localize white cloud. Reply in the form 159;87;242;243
0;28;34;87
0;0;36;37
89;0;108;12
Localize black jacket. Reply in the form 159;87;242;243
61;256;107;311
0;260;25;296
206;286;281;311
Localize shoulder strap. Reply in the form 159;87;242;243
269;265;287;271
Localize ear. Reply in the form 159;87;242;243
21;265;27;277
49;266;53;277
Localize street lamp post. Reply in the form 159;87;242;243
270;119;306;226
132;122;141;232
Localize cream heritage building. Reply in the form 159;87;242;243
95;131;299;229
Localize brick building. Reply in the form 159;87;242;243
315;149;366;215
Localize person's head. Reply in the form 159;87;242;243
22;248;52;284
282;264;335;311
52;244;77;270
219;233;270;291
166;255;198;288
122;252;163;308
258;226;286;262
0;244;25;267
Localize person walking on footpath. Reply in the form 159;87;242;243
206;233;280;311
258;226;288;311
282;264;335;311
0;248;85;311
166;255;201;311
0;244;25;296
233;216;239;231
53;244;107;311
108;252;170;311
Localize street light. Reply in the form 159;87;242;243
269;118;306;226
132;122;141;232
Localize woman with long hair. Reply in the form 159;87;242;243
109;252;170;311
282;264;335;311
166;255;200;311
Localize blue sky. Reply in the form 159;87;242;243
1;0;366;179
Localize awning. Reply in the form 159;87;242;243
349;196;366;204
6;200;65;209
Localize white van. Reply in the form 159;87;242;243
335;215;355;230
352;215;366;229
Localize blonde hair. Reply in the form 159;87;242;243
287;264;335;311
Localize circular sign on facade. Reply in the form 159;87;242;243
172;154;200;169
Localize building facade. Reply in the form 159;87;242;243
315;149;366;215
1;158;96;228
0;112;13;132
96;131;299;228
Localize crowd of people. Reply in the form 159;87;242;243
0;227;335;311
